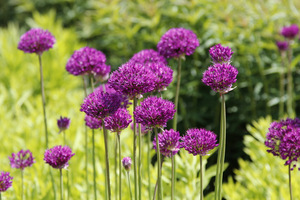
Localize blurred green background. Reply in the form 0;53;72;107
1;0;300;199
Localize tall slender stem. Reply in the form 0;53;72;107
117;134;122;200
147;131;151;200
200;156;203;200
127;171;133;200
154;128;162;200
279;52;286;118
115;135;118;200
288;164;293;200
152;157;164;200
171;156;175;200
21;170;24;200
173;58;182;130
103;125;111;200
133;97;138;200
138;124;142;200
92;129;97;200
287;41;294;117
0;191;1;200
60;169;63;200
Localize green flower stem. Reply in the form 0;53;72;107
173;57;182;130
103;125;112;200
127;171;133;200
171;156;175;200
117;133;122;200
287;41;294;117
115;135;118;200
133;97;138;200
215;94;226;200
152;156;164;200
138;123;142;200
82;76;89;200
21;169;24;200
155;128;162;200
279;51;286;118
147;130;151;200
92;129;97;200
0;191;1;200
60;169;63;200
200;156;203;200
289;164;293;200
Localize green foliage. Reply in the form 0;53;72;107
223;116;300;200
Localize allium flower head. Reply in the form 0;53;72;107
93;63;111;82
276;41;289;51
153;129;181;157
57;116;71;133
181;128;218;156
209;44;234;64
157;28;199;59
265;118;300;170
202;63;238;94
9;149;35;170
281;24;299;39
122;157;132;171
85;115;103;129
0;172;13;192
18;28;55;55
108;62;156;99
66;47;107;76
134;96;176;129
129;49;167;65
80;90;125;120
44;145;75;169
131;123;148;135
145;63;173;92
104;108;132;133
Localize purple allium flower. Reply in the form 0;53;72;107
130;123;148;135
153;129;181;157
202;63;238;94
93;63;111;82
134;96;176;129
108;62;156;99
0;172;13;192
122;157;132;171
104;108;132;133
57;116;71;133
146;63;173;92
94;84;117;94
129;49;167;65
18;28;55;55
66;47;107;76
181;128;218;156
85;115;103;129
157;28;199;59
209;44;234;64
276;41;289;51
281;24;299;39
9;149;35;170
80;90;125;120
265;118;300;170
44;145;75;169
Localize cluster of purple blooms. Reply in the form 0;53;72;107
265;118;300;170
0;172;13;193
104;108;132;133
9;149;35;170
44;145;75;169
276;24;299;51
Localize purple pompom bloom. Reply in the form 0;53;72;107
157;28;199;59
66;47;107;76
104;108;132;133
153;129;181;157
129;49;167;65
57;116;71;133
85;115;103;129
44;145;75;169
80;90;125;120
146;63;173;92
9;149;35;170
18;28;55;55
281;24;299;39
122;157;132;171
209;44;234;64
202;63;238;94
108;62;156;99
276;41;289;51
0;172;13;192
134;96;176;129
181;128;218;156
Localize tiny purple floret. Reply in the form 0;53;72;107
57;116;71;133
9;149;35;170
122;157;132;171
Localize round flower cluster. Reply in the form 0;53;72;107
157;27;199;59
0;172;13;192
145;63;173;92
108;62;156;99
57;116;71;133
280;24;299;39
9;149;35;170
129;49;167;65
276;41;289;51
209;44;234;64
265;118;300;170
85;115;103;129
44;145;75;169
18;28;55;55
66;47;110;77
122;157;132;171
134;96;176;129
202;63;238;94
153;129;181;157
104;108;132;133
181;128;218;156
